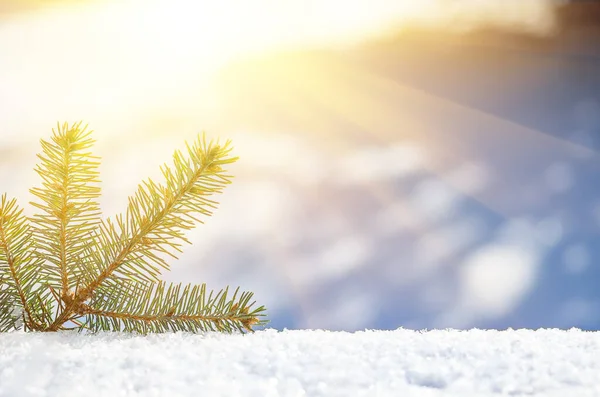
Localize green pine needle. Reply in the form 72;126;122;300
0;122;267;334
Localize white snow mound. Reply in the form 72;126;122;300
0;328;599;397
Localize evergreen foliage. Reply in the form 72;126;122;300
0;122;267;333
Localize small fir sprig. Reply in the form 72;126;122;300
0;122;266;333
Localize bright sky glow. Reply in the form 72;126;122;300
0;0;557;143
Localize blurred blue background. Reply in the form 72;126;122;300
1;0;599;331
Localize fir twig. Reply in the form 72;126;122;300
0;122;268;334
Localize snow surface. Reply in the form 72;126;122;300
1;328;599;397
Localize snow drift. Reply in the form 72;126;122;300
1;328;599;396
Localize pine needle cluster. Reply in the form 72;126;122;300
0;122;267;333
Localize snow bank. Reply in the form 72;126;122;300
1;328;599;397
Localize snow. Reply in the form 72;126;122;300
1;329;599;397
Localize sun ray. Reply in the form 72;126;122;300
215;45;599;219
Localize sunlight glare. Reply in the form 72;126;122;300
0;0;558;144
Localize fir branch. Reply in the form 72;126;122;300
78;134;237;300
80;281;266;333
0;195;49;330
0;123;268;334
29;122;102;296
